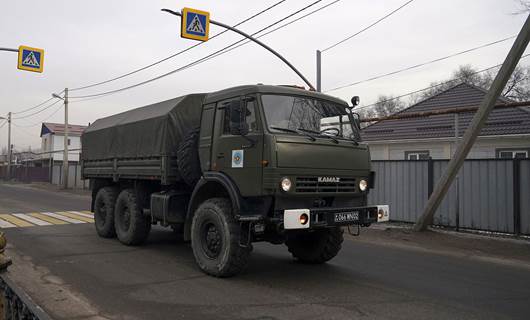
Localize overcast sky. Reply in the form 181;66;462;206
0;0;527;151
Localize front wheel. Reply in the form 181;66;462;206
191;198;251;277
285;227;344;264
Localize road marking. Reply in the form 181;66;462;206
41;212;85;224
13;213;52;226
55;211;94;223
69;211;94;218
0;218;16;228
0;214;34;227
29;213;68;225
0;211;95;229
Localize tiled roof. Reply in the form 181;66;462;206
40;122;87;137
361;83;530;141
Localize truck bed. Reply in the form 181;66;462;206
82;155;181;184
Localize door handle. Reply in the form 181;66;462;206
217;153;225;158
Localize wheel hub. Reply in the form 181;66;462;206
202;223;222;258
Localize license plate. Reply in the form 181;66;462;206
334;211;359;223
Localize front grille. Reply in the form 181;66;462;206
295;177;356;193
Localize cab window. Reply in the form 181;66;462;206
222;96;258;135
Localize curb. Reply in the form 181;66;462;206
0;273;52;320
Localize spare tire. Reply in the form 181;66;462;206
177;128;202;187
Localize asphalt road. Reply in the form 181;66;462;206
1;183;530;320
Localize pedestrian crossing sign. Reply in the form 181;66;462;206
181;7;210;41
17;45;44;73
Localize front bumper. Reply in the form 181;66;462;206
283;205;389;230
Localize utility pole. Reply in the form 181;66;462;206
7;112;11;180
316;50;322;92
454;112;460;231
414;14;530;231
63;88;69;189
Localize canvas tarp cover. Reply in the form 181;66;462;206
82;94;206;160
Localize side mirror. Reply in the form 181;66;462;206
229;100;249;136
351;96;360;107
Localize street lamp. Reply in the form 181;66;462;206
52;89;69;189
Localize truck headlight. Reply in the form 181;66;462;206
359;179;368;192
280;177;292;192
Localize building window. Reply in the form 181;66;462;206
497;149;529;159
405;151;430;160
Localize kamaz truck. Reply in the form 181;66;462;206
81;85;389;277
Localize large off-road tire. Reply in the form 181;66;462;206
285;227;344;264
177;128;202;187
191;198;251;277
114;189;151;246
93;186;118;238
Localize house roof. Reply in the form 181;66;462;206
361;83;530;142
40;122;87;137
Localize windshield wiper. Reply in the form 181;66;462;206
297;128;339;144
270;126;316;141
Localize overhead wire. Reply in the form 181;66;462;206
11;94;60;115
191;0;342;65
13;99;62;120
325;35;517;92
69;0;287;92
13;103;64;128
69;0;326;99
354;53;530;111
320;0;416;53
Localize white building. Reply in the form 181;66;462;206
40;123;87;163
362;83;530;160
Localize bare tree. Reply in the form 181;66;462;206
361;63;530;121
411;64;530;104
372;95;405;117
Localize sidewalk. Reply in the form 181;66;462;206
355;223;530;269
0;181;90;197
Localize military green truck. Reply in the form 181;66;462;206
81;84;389;277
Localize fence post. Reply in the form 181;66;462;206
48;158;53;183
427;158;434;197
74;163;78;189
513;159;521;236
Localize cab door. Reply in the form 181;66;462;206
211;95;263;196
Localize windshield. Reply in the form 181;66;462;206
261;94;359;141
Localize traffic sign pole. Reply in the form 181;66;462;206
162;8;316;91
0;48;18;53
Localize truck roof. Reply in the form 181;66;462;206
205;84;348;106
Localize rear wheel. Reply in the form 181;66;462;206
114;189;151;246
191;198;251;277
285;227;344;264
93;186;118;238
